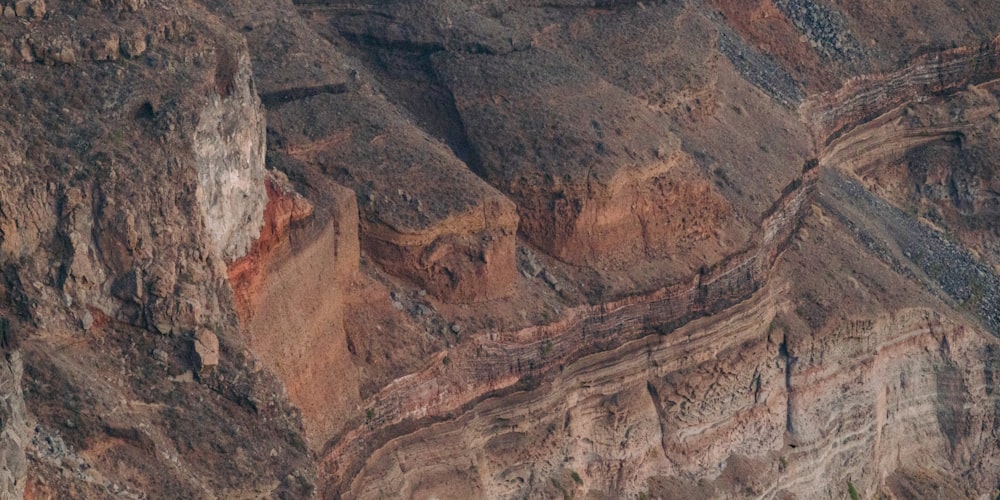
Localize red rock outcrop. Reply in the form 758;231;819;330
435;49;750;274
228;171;362;448
227;172;315;321
6;0;1000;498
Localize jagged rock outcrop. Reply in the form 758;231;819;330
268;91;519;303
0;352;28;499
193;41;268;263
0;1;317;497
3;0;1000;498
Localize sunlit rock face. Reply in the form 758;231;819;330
194;44;268;263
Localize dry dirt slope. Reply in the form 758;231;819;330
1;0;1000;498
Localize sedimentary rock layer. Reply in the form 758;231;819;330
5;1;1000;498
802;35;1000;145
343;281;792;498
320;167;816;494
435;48;749;273
268;92;519;303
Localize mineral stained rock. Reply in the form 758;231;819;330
3;0;1000;499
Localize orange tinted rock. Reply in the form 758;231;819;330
269;92;519;303
435;49;750;276
227;172;361;448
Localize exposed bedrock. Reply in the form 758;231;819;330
819;82;1000;174
193;39;268;264
803;35;1000;147
7;0;1000;497
310;29;1000;498
227;171;318;315
0;4;319;496
319;168;816;494
0;352;28;499
0;10;272;338
810;44;1000;289
818;83;1000;246
227;171;361;448
433;48;750;274
777;309;1000;498
337;294;1000;498
341;282;792;499
268;92;519;303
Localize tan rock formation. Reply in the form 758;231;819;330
320;168;815;492
4;0;1000;498
435;49;750;274
193;328;219;369
269;92;519;303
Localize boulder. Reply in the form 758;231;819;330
13;0;43;20
120;31;147;58
193;329;219;370
90;33;120;62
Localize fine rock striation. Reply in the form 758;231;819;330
3;0;1000;498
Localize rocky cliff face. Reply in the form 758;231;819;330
3;0;1000;498
0;352;28;498
0;2;316;497
193;43;268;263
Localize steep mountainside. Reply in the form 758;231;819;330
2;0;1000;498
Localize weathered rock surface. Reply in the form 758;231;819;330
228;166;362;448
193;40;268;263
0;1;316;496
0;352;28;499
434;48;749;274
193;328;219;369
268;91;519;303
3;0;1000;498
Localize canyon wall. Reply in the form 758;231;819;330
3;0;1000;498
320;166;817;494
0;3;318;496
228;173;362;448
779;308;1000;498
342;282;793;498
316;27;1000;498
338;295;1000;498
